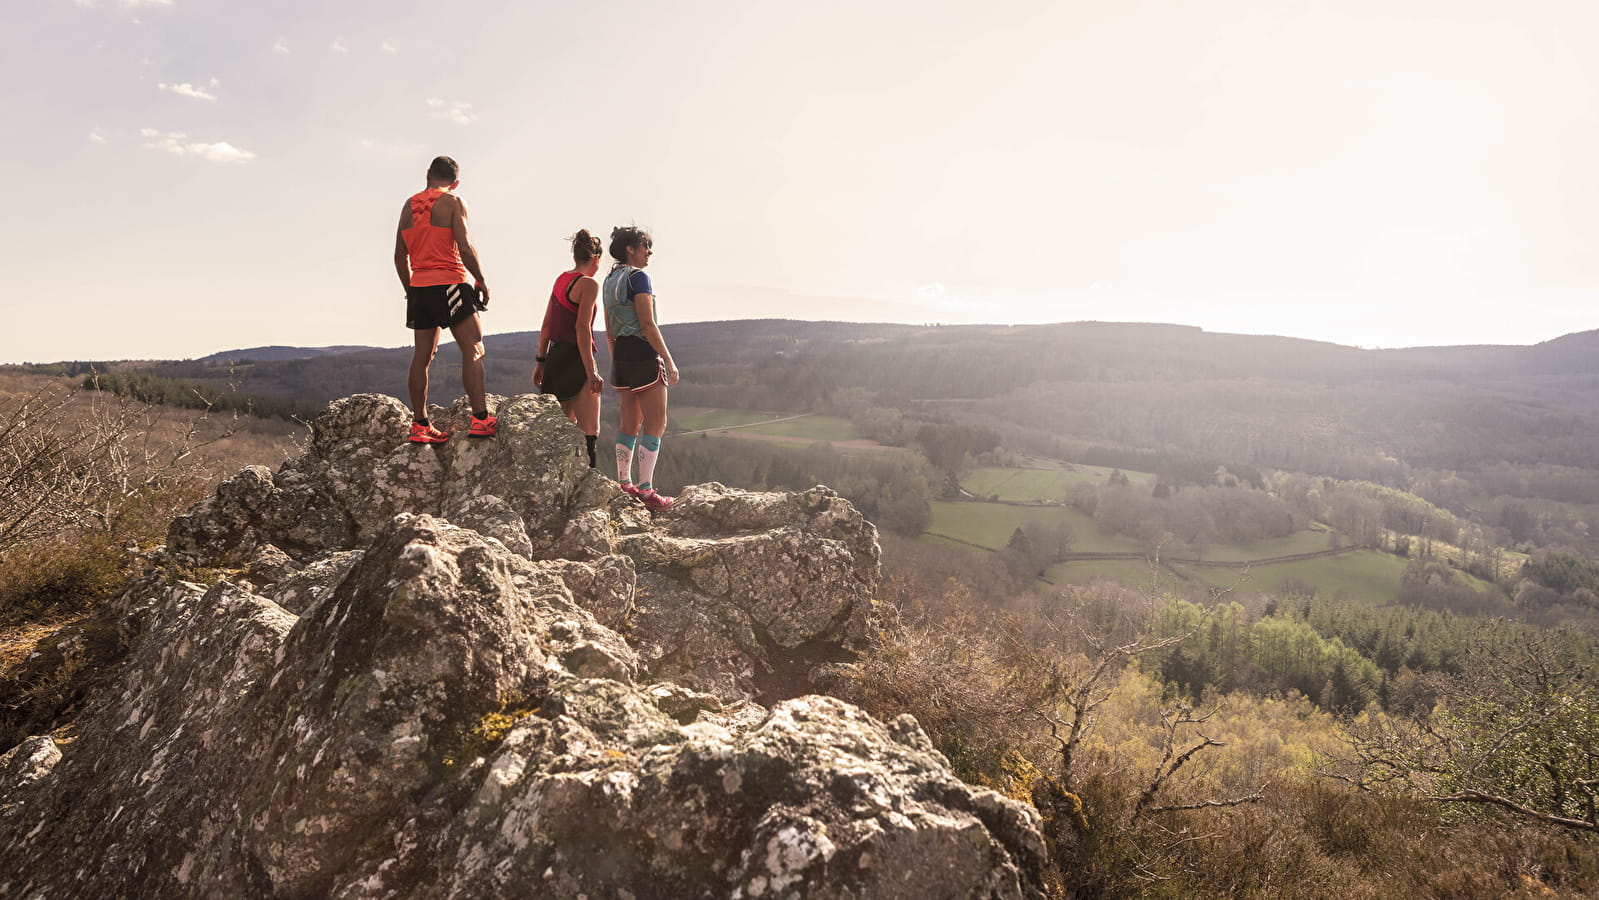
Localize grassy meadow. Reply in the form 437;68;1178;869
936;463;1501;606
670;408;860;442
962;463;1155;500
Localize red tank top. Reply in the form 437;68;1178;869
541;271;595;348
402;188;468;287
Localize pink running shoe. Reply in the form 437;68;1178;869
619;481;642;497
639;488;675;511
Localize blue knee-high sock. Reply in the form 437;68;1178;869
637;433;662;491
616;432;638;484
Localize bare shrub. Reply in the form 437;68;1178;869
833;585;1060;788
0;380;236;555
1344;627;1599;834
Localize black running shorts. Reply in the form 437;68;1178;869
611;335;664;393
406;283;482;330
539;341;588;402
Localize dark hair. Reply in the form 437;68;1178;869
571;229;602;263
427;156;459;183
608;226;652;264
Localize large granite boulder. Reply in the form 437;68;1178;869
0;515;1045;898
165;393;876;703
0;394;1047;898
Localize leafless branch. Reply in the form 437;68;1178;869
1428;790;1599;834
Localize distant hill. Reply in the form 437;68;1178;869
197;345;382;364
25;319;1599;499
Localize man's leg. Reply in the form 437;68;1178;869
448;313;488;416
409;328;441;419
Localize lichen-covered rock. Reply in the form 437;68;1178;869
258;549;362;615
166;463;278;565
0;736;59;791
163;394;880;703
0;392;1046;897
0;512;1047;899
359;690;1048;900
618;483;880;700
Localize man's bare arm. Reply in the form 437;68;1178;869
451;196;488;305
394;201;412;289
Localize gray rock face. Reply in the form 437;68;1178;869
167;393;877;703
0;394;1047;898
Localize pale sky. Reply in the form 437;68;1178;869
4;0;1598;363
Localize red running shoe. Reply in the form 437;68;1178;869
468;413;498;438
408;421;450;444
639;488;674;511
619;481;643;497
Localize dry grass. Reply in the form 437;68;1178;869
0;370;302;480
0;370;304;755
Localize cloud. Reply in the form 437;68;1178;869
381;40;398;54
330;39;349;53
273;40;290;54
74;0;173;6
916;283;946;300
425;98;476;126
88;129;106;144
142;129;256;163
158;80;217;101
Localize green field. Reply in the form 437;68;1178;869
1192;527;1335;562
1042;548;1412;604
671;409;859;442
930;499;1333;562
746;415;857;441
961;465;1154;501
671;408;781;431
1232;550;1410;604
1043;557;1166;588
927;501;1133;553
933;466;1510;605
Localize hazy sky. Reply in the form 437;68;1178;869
4;0;1597;363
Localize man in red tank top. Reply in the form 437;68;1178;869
392;155;496;443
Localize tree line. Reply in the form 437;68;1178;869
81;373;318;420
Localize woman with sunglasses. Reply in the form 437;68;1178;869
602;226;679;510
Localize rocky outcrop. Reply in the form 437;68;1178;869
165;394;878;701
0;393;1047;898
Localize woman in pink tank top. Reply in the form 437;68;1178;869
535;230;604;466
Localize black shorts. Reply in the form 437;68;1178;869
406;283;482;330
611;335;664;393
540;341;588;402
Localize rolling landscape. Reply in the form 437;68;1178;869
8;319;1599;897
16;0;1599;895
35;319;1599;617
